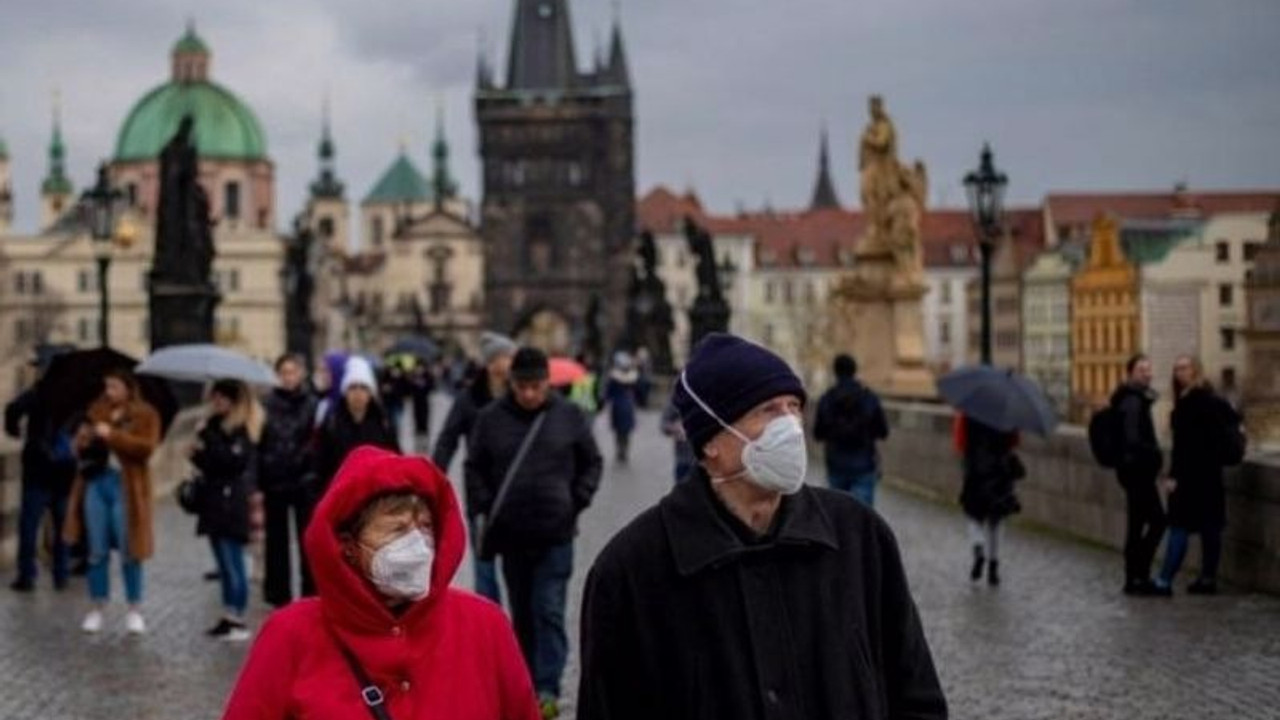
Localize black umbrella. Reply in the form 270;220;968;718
37;347;179;436
387;335;440;360
937;365;1059;437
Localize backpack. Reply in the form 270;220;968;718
823;384;873;447
1088;404;1122;469
1217;400;1247;467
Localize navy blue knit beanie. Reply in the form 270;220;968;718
673;333;807;458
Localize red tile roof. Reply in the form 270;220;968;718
1046;190;1280;226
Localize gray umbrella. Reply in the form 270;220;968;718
136;344;277;387
937;365;1059;437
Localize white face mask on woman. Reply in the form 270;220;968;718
680;373;809;495
367;530;435;601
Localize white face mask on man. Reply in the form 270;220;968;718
366;530;435;601
680;373;809;495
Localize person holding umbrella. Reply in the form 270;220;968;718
192;379;264;641
64;368;162;635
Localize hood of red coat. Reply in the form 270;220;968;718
304;445;466;634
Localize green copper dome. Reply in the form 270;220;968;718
114;81;267;161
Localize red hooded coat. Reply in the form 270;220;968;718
222;446;539;720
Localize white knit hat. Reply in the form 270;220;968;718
340;356;379;396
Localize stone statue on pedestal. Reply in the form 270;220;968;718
830;96;935;398
283;215;317;365
685;216;731;353
624;231;675;373
149;114;220;350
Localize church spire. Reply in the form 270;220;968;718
506;0;579;90
603;2;630;87
809;124;840;210
41;92;72;198
476;28;494;90
431;102;459;205
310;94;344;200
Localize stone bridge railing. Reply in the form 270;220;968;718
880;400;1280;595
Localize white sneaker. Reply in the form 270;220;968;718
223;626;251;643
81;610;104;634
125;611;147;635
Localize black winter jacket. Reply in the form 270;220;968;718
577;471;947;720
5;389;77;490
258;388;318;492
959;418;1021;522
1112;382;1162;477
465;394;602;554
192;419;258;543
313;402;399;495
1168;385;1232;531
431;375;497;473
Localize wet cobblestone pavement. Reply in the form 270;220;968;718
1;404;1277;719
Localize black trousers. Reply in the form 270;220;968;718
1120;470;1167;582
262;487;314;606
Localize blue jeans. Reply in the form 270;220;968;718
210;537;249;616
502;542;573;698
83;470;143;604
830;469;879;507
469;516;502;605
1158;526;1222;587
16;480;70;584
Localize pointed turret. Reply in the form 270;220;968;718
476;30;494;90
506;0;579;90
41;96;73;230
602;8;630;87
809;125;841;210
310;96;344;200
430;104;459;205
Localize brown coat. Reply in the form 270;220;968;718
63;396;161;561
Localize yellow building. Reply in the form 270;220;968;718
1070;214;1139;421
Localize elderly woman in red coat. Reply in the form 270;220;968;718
222;446;539;720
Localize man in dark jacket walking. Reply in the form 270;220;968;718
466;347;603;719
257;354;319;607
432;330;517;603
6;355;77;592
577;333;946;720
812;353;889;507
1112;353;1167;596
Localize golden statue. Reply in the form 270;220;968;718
858;95;897;252
857;96;927;281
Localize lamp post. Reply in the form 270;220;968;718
81;163;125;347
963;143;1008;366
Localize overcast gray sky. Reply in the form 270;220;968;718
1;0;1278;235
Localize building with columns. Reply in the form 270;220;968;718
1070;215;1139;422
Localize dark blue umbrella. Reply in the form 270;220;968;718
937;366;1059;437
387;336;439;360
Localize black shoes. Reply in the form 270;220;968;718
970;548;985;582
9;577;34;593
1187;579;1218;595
1123;578;1154;596
987;561;1001;587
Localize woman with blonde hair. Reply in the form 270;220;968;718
192;379;265;640
1154;355;1238;596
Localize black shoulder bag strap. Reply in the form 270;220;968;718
479;409;549;555
332;636;395;720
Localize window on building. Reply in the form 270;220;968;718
224;182;241;220
940;320;951;345
805;282;816;304
764;281;775;304
31;272;43;296
430;284;451;313
1245;242;1263;262
14;272;25;295
125;183;138;207
228;269;241;292
14;319;30;343
997;330;1019;349
77;318;92;343
763;324;775;347
1215;241;1230;263
318;217;335;238
372;216;385;247
1219;283;1234;307
1221;327;1236;351
783;281;794;305
1222;367;1237;390
78;270;91;293
940;282;952;305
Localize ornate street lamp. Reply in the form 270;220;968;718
80;163;127;347
963;143;1008;365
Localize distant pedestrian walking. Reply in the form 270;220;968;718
813;353;889;506
954;413;1021;586
660;399;695;482
191;380;263;642
258;354;319;607
432;330;517;604
1154;356;1242;596
602;352;639;464
313;357;399;497
64;369;161;636
221;447;540;720
1109;354;1167;596
466;347;603;719
577;333;946;720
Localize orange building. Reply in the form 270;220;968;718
1070;214;1139;421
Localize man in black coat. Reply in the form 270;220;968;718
578;333;946;720
257;354;319;606
466;347;603;718
1111;353;1167;596
432;331;517;603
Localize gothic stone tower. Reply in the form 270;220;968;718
475;0;635;353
